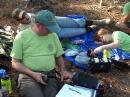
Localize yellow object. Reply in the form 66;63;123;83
103;49;110;58
1;77;12;95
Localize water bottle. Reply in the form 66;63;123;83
0;69;12;96
0;69;6;92
1;76;12;95
103;49;111;58
0;69;6;78
0;69;9;97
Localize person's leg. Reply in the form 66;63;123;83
42;70;59;97
43;78;58;97
55;16;111;28
85;20;94;27
18;74;44;97
57;28;86;38
55;16;86;28
55;16;110;38
89;19;111;26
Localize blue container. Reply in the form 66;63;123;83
0;69;6;78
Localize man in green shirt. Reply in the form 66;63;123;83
11;10;72;97
116;2;130;34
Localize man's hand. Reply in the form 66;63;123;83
12;58;47;85
61;70;73;83
31;72;47;85
91;46;103;56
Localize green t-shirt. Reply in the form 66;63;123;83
123;2;130;16
10;27;64;72
112;31;130;52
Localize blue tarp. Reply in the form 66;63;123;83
64;31;130;71
64;30;101;71
63;14;130;70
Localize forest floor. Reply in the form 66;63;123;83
0;0;130;97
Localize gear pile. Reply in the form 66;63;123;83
0;26;16;58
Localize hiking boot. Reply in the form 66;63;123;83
92;19;111;25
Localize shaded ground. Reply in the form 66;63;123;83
0;0;130;97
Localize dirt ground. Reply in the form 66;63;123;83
0;0;130;97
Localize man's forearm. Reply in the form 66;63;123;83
12;58;34;76
56;56;66;71
56;56;72;81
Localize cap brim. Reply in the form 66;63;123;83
47;22;61;33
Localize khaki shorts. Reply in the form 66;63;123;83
18;70;59;97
